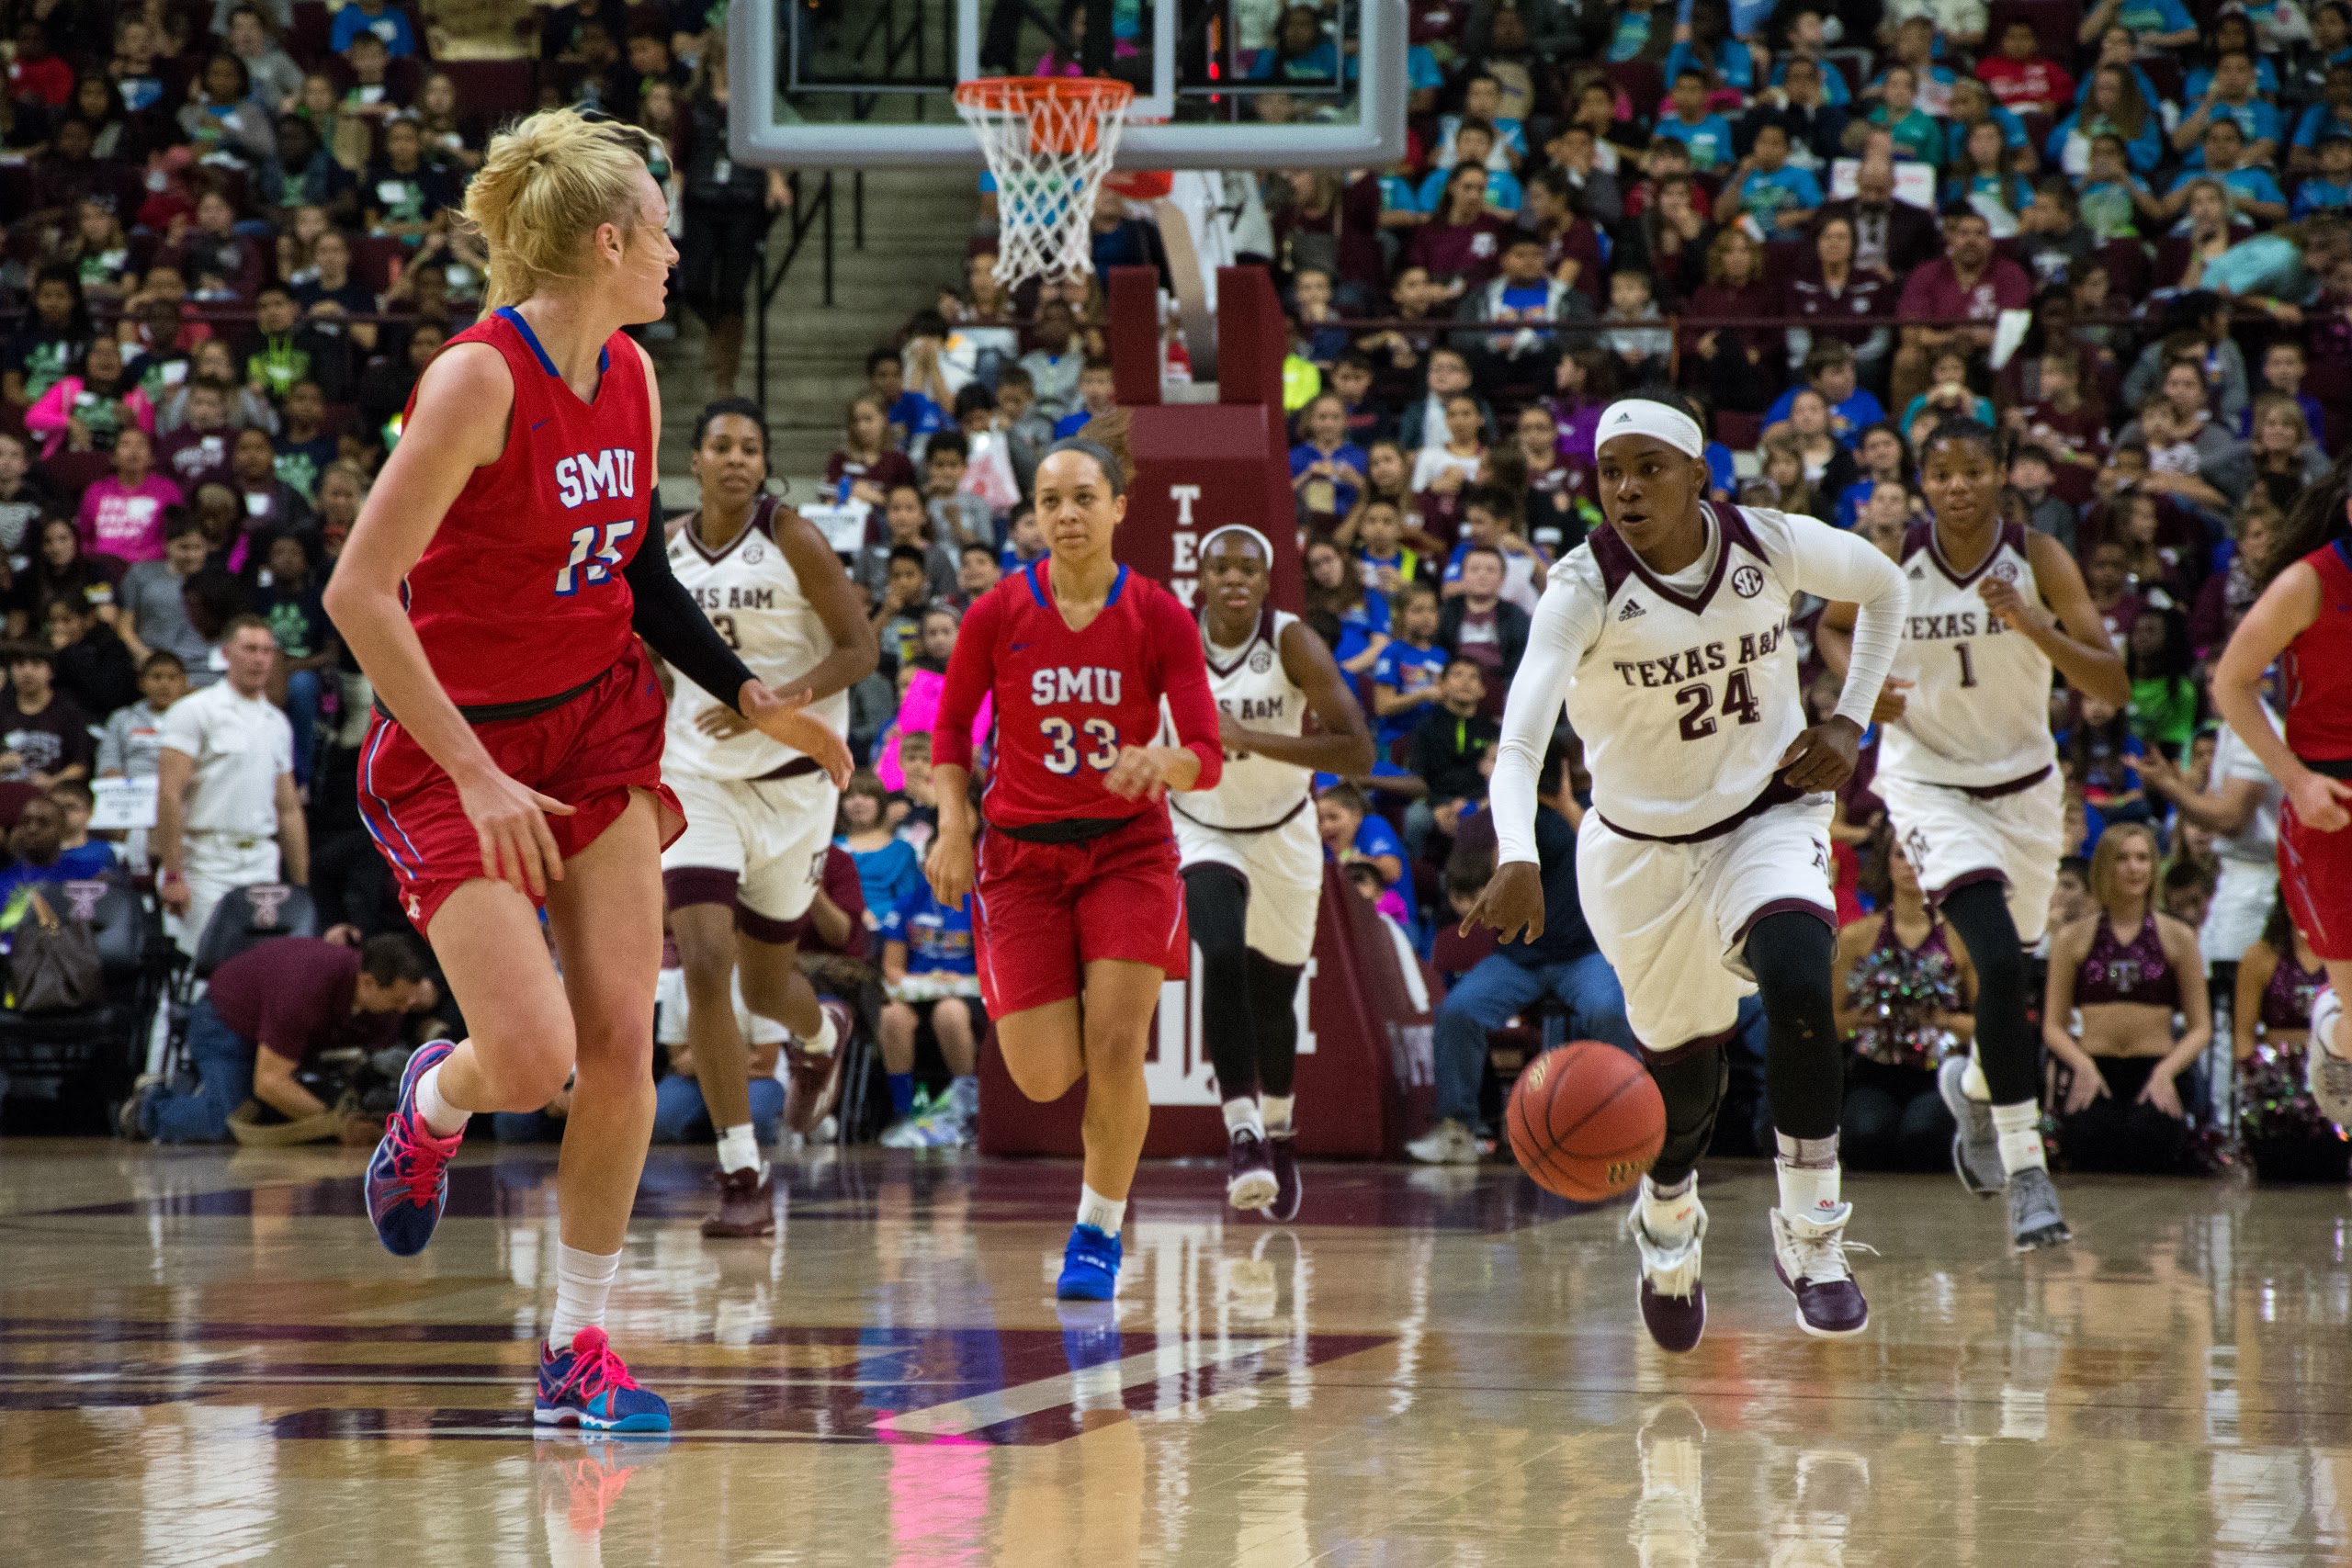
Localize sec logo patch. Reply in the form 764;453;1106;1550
1732;565;1765;598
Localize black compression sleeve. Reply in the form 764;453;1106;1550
625;497;757;714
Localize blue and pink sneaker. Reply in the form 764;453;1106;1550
366;1040;465;1257
536;1327;673;1432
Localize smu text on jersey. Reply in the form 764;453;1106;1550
554;447;640;509
1029;666;1125;705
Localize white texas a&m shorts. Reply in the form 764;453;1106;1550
1577;796;1837;1053
1876;766;2064;946
1172;803;1324;968
661;767;838;936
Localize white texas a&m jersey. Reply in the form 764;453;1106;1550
1170;607;1313;832
663;496;849;781
1878;522;2056;789
1523;502;1904;839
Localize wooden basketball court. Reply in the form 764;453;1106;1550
3;1143;2346;1565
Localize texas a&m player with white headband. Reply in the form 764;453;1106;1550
662;397;878;1238
1170;524;1373;1222
1819;419;2126;1257
1467;391;1908;1349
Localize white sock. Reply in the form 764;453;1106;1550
1961;1053;1991;1101
1774;1132;1843;1221
414;1062;470;1139
715;1122;764;1178
548;1243;620;1349
1993;1100;2046;1176
1261;1094;1295;1137
1640;1172;1697;1240
800;1009;839;1056
1076;1184;1125;1235
1222;1097;1264;1139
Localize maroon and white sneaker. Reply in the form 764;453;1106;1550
1624;1184;1707;1354
1263;1131;1302;1223
1227;1129;1277;1212
782;998;854;1137
700;1164;775;1238
1770;1205;1871;1338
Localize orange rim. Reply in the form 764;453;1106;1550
955;74;1134;155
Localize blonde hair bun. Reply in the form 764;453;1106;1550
464;108;661;310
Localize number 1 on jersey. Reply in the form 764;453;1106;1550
1955;641;1977;689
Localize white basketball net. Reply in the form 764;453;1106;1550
956;77;1136;288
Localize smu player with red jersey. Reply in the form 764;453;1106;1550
323;110;848;1432
2213;468;2352;1123
928;417;1221;1303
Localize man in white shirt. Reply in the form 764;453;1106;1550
154;615;306;954
2143;707;2284;967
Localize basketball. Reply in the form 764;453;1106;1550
1507;1042;1666;1201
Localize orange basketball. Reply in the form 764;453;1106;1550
1506;1041;1665;1201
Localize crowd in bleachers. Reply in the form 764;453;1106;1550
2;0;2346;1178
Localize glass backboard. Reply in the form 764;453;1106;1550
728;0;1405;168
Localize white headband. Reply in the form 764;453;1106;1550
1594;399;1705;462
1198;524;1275;565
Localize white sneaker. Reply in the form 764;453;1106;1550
1769;1205;1872;1338
2308;988;2352;1126
1624;1182;1707;1353
1404;1119;1480;1165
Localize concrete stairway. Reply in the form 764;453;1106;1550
648;166;980;506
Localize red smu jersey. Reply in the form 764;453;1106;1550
933;559;1221;828
2283;539;2352;763
400;308;652;706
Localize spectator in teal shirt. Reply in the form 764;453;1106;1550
1655;69;1737;173
1723;124;1824;235
1862;66;1946;165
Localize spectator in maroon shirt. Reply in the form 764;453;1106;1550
1681;227;1784;414
1408;164;1513;296
1891;209;2033;411
127;933;435;1144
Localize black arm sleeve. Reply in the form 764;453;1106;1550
625;498;758;715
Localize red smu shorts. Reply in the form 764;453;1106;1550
2280;794;2352;961
356;639;685;933
970;808;1188;1018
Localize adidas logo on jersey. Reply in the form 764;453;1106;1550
1618;599;1646;621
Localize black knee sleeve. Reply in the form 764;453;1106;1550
1185;866;1257;1100
1745;910;1845;1142
1246;950;1305;1097
1939;879;2039;1106
1647;1040;1729;1188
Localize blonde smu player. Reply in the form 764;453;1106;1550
662;400;878;1237
1173;526;1373;1220
1818;421;2126;1253
1467;392;1908;1348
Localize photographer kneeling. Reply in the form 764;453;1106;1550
125;934;435;1143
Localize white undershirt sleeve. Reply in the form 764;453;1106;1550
1783;513;1910;732
1491;558;1608;865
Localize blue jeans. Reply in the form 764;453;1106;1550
650;1073;783;1145
1432;951;1636;1126
284;669;321;785
149;998;253;1143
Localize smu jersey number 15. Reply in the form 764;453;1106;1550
400;307;652;708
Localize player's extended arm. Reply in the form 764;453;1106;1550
2213;560;2352;831
777;509;881;703
1208;619;1375;778
1990;532;2129;707
1149;591;1224;795
924;596;997;904
1815;598;1911;723
1783;516;1909;790
322;341;579;896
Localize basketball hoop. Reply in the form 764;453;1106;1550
956;76;1136;288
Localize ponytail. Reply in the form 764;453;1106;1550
464;108;661;310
